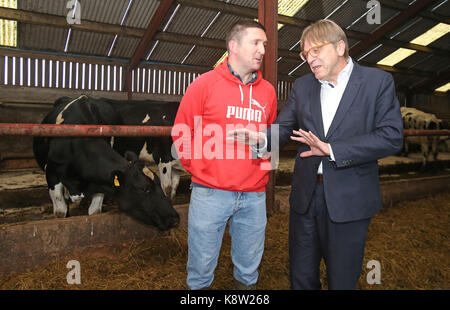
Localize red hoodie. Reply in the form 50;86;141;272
172;58;277;192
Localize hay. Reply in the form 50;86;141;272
0;188;448;290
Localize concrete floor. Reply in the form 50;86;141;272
1;152;450;191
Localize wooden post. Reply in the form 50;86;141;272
259;0;278;216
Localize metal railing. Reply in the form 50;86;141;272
0;123;172;137
0;124;448;138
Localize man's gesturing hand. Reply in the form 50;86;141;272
291;129;330;158
226;128;265;147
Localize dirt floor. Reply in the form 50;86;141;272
0;188;448;290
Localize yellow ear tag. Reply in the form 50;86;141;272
114;175;120;187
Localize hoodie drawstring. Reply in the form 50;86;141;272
249;85;253;109
238;84;253;107
238;84;244;105
238;84;254;123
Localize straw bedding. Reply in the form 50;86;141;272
0;187;448;290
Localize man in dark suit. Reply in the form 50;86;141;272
227;19;403;289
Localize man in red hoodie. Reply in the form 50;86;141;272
172;20;277;290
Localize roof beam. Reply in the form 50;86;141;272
350;0;441;58
129;0;175;69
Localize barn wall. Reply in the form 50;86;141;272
0;102;50;168
0;86;183;169
408;92;450;122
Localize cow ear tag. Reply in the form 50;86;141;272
114;175;120;187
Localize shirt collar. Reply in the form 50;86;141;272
319;57;354;88
227;61;257;85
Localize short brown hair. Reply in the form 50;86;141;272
226;20;266;52
300;19;349;58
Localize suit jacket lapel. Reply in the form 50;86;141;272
325;63;362;140
310;80;325;140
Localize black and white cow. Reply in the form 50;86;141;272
105;99;184;200
104;99;183;202
33;95;180;231
401;107;443;166
50;97;184;202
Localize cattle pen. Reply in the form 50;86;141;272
1;0;449;291
0;123;449;287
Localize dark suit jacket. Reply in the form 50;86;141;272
267;62;403;223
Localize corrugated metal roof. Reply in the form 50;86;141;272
391;0;410;4
277;57;311;78
18;24;66;52
203;13;242;40
394;73;429;89
124;0;160;28
347;2;400;34
1;0;448;91
18;0;66;16
357;44;397;64
294;0;343;22
183;46;226;66
430;0;450;15
348;37;361;49
391;18;440;43
18;0;157;27
165;5;218;36
81;0;128;25
429;35;450;51
326;0;366;30
414;55;450;74
149;41;193;64
109;36;140;59
69;30;114;57
229;0;258;9
396;51;431;69
278;25;302;50
277;58;301;76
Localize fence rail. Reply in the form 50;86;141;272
0;123;172;137
0;123;448;138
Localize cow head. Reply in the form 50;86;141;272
111;151;180;231
149;136;184;202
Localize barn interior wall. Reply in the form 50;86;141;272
0;103;50;169
409;93;450;122
0;85;183;170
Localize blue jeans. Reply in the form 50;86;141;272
187;183;267;290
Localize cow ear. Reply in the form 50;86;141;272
111;170;125;189
124;151;138;162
